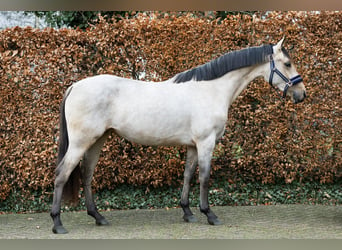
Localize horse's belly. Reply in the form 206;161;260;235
111;101;195;146
114;126;195;146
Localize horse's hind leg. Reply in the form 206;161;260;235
51;147;85;234
81;131;110;226
180;146;198;223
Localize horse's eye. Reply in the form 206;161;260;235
284;62;291;68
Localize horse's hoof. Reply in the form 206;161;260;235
208;217;223;226
96;218;110;226
183;214;198;223
52;225;68;234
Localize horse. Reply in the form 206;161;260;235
50;37;306;234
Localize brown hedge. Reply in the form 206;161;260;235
0;11;341;202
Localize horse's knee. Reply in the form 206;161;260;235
199;169;210;185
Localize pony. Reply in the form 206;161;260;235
50;37;306;233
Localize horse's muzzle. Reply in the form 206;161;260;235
293;90;307;104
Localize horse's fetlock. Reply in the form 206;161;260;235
180;201;189;209
199;206;210;215
50;211;60;219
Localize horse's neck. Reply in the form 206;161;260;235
218;64;267;106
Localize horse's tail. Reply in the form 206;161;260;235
56;86;81;206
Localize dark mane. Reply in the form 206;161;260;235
173;44;274;83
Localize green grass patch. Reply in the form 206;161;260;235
1;179;341;214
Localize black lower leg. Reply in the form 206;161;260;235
180;201;197;223
200;206;222;225
51;212;68;234
87;205;109;226
82;177;109;226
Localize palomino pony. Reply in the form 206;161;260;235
50;38;306;233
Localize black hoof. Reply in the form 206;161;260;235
183;214;198;223
52;225;68;234
208;217;223;226
96;217;110;226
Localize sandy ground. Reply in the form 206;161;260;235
1;205;342;239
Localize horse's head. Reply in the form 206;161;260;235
264;37;306;104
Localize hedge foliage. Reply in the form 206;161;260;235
0;11;341;203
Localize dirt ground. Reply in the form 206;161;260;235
1;205;342;239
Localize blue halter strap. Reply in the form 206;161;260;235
268;55;303;98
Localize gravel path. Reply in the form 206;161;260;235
1;205;342;239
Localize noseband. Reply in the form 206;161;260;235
268;55;303;98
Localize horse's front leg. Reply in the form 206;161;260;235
197;136;223;226
180;146;198;223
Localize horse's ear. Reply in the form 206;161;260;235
274;36;286;52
